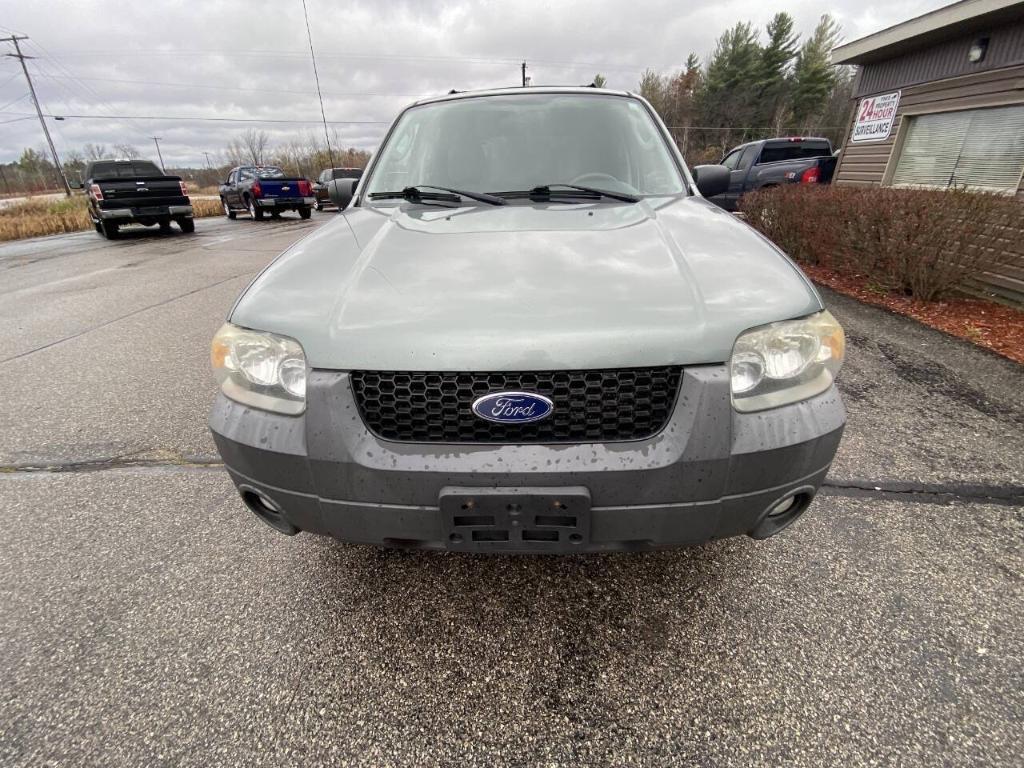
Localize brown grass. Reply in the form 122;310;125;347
0;195;224;242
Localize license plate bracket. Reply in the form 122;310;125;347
440;486;591;551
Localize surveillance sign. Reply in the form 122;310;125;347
851;91;901;143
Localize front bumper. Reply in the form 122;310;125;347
210;366;845;552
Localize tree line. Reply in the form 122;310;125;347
621;13;852;163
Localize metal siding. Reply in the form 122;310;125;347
835;61;1024;302
854;19;1024;96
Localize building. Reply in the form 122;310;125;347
831;0;1024;301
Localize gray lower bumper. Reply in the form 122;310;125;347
256;198;315;207
209;366;845;552
99;205;193;219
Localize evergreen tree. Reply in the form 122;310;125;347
757;13;799;130
695;22;763;146
592;73;607;88
790;14;842;131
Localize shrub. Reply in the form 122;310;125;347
739;185;1023;301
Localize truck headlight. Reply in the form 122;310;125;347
729;311;844;412
211;323;306;415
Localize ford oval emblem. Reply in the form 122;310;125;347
471;391;554;424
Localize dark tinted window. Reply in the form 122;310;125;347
758;142;831;164
89;161;163;178
738;145;760;168
331;168;362;180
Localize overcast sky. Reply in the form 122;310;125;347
1;0;951;166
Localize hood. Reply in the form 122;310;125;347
230;197;821;371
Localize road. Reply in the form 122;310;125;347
1;215;1022;767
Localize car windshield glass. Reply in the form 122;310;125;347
365;93;685;200
90;161;163;178
252;166;286;179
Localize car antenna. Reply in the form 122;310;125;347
448;89;462;95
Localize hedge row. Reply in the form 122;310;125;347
738;185;1022;301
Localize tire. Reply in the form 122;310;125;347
247;196;264;221
178;217;195;234
313;199;323;211
93;221;102;234
299;206;312;220
99;220;119;239
159;221;173;233
271;211;282;219
222;197;236;220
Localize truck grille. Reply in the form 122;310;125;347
350;367;682;443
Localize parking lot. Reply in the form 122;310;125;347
1;215;1022;766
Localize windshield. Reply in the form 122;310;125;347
90;161;163;179
364;93;685;200
240;166;286;179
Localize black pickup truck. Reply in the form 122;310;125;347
706;137;838;212
78;160;194;239
219;166;314;221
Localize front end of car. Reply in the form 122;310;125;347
208;311;846;552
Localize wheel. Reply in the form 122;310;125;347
299;206;312;220
247;196;264;221
271;211;282;219
222;197;236;220
178;217;195;234
313;198;323;211
159;221;173;233
93;221;102;234
99;220;119;239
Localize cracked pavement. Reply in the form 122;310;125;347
1;216;1022;767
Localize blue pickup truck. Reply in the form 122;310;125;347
219;165;315;221
706;137;838;212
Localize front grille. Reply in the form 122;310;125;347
350;367;682;443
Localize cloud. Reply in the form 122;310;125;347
0;0;949;165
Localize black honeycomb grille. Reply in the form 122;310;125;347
350;367;682;444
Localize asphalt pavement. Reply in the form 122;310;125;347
1;213;1022;767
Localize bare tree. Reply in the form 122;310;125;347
113;143;141;159
240;129;270;165
83;143;109;161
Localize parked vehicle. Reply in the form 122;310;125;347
219;166;314;220
707;137;838;211
209;87;846;553
77;159;194;239
313;167;363;210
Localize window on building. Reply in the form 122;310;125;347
891;104;1024;193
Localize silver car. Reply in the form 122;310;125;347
209;87;846;552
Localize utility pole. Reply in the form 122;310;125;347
2;34;72;196
152;136;165;171
203;151;213;169
521;61;527;87
301;0;336;169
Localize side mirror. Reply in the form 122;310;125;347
327;178;358;209
692;164;730;198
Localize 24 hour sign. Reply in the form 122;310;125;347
851;91;901;143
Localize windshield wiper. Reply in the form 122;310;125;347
502;184;640;204
368;185;506;206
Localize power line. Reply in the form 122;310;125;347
301;0;335;168
0;110;389;125
0;91;28;112
32;72;421;99
1;35;71;196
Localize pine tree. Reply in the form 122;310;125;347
790;14;842;131
757;13;799;130
695;22;763;147
592;73;607;88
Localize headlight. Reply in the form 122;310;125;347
730;310;844;412
211;323;306;415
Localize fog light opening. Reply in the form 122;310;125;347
239;486;300;536
750;486;816;540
